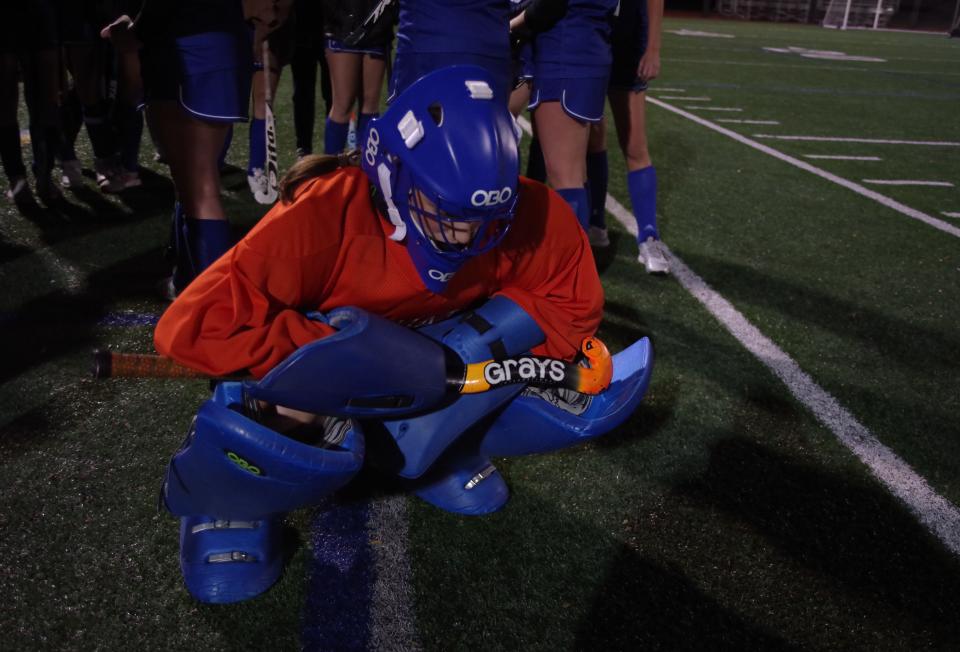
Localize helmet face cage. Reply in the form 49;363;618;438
399;166;518;262
359;65;520;293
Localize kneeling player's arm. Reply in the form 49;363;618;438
154;243;337;378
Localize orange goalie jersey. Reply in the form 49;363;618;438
154;167;604;378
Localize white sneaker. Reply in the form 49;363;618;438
588;225;610;248
60;160;83;188
4;176;28;201
637;236;670;274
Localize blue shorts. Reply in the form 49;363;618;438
389;51;512;103
141;30;253;123
325;38;389;58
528;76;609;123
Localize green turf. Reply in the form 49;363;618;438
2;16;960;651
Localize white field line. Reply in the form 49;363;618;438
517;112;960;558
863;179;954;187
717;119;781;125
654;87;686;92
942;212;960;218
660;96;710;101
670;58;960;77
754;134;960;147
804;155;882;161
646;97;960;239
686;106;744;112
367;496;422;652
605;198;960;558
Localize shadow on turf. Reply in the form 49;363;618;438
575;548;800;651
677;252;960;377
677;437;960;646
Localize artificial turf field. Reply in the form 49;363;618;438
2;16;960;651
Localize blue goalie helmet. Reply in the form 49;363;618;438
361;65;520;293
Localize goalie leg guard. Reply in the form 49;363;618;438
244;307;451;419
380;296;546;481
480;337;653;457
162;382;364;603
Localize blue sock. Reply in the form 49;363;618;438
357;113;377;143
586;150;608;228
248;119;265;174
526;137;546;182
556;187;590;232
628;166;659;241
119;104;144;172
175;218;233;292
324;117;350;155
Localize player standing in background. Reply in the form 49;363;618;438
103;1;262;296
390;0;512;103
290;0;333;158
320;0;395;154
58;0;125;194
527;0;619;231
587;0;669;274
153;66;658;604
1;2;63;205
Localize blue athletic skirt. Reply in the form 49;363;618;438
528;76;609;123
141;29;253;123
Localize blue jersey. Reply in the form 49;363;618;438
533;0;619;79
611;0;648;60
395;0;510;57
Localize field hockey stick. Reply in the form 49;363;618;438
343;0;395;47
254;40;280;204
92;337;613;395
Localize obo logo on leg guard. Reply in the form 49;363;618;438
482;357;566;387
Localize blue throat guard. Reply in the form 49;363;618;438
361;65;520;293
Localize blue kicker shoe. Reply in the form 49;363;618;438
179;515;286;604
411;447;510;516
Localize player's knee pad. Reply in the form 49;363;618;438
161;382;364;521
381;296;546;479
410;442;509;515
480;337;653;457
245;307;451;418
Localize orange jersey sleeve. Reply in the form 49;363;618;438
153;177;343;377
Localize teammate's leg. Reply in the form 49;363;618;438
323;49;361;154
148;100;232;291
586;118;609;247
0;53;28;200
534;100;590;230
609;87;667;273
358;52;386;140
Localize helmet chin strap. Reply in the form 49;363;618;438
377;162;407;242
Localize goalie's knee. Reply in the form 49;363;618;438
161;382;364;520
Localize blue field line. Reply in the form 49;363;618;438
0;311;160;327
301;498;374;651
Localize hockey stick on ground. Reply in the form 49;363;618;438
343;0;396;47
92;337;613;395
253;40;279;204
